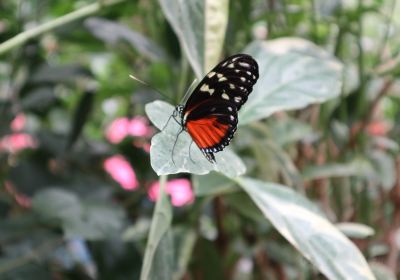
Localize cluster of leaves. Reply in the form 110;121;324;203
1;0;400;279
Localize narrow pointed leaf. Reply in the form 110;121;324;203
158;0;229;78
236;177;375;280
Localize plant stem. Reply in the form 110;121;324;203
140;175;171;280
0;0;126;56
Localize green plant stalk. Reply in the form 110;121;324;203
355;0;367;118
0;0;126;56
140;175;171;280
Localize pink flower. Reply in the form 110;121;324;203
105;116;152;144
148;179;194;207
128;116;152;137
0;133;38;154
103;155;138;190
367;121;391;136
105;117;130;144
11;114;26;131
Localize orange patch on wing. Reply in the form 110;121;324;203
186;118;229;149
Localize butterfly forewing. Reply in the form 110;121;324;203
181;54;259;163
183;54;259;113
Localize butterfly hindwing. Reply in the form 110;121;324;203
185;100;238;162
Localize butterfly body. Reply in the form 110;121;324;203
175;54;259;163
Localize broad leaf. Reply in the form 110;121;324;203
158;0;229;78
239;38;343;125
32;188;124;240
193;172;238;196
145;100;246;176
236;177;375;280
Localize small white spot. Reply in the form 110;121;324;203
240;77;246;82
229;83;235;89
228;63;235;68
234;96;242;103
232;57;239;62
200;84;215;95
235;69;240;73
230;115;235;121
207;71;216;78
219;77;227;82
222;61;228;67
240;86;244;90
246;71;251;76
222;93;230;100
252;75;256;79
217;73;223;78
228;107;233;111
239;62;250;68
200;84;209;92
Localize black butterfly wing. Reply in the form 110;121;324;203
181;54;259;162
183;54;259;113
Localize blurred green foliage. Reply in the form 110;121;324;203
1;0;400;279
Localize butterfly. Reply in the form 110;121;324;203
170;54;259;163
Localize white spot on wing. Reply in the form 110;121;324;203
239;62;250;68
217;73;223;78
228;107;233;111
200;84;215;95
234;96;242;103
222;93;230;100
207;71;216;78
229;83;235;89
240;77;246;82
219;77;227;82
228;63;234;68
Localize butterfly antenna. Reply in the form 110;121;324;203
129;74;174;103
179;78;198;105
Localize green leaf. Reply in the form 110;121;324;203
65;89;95;150
336;223;375;239
32;188;82;224
239;38;343;125
369;262;396;280
173;228;197;280
85;17;166;61
32;188;125;240
140;176;173;280
145;100;246;176
158;0;229;78
149;230;174;280
302;158;374;180
193;172;238;196
236;177;375;280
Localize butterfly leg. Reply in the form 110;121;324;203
161;114;173;132
171;127;184;166
188;140;195;164
161;107;182;132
